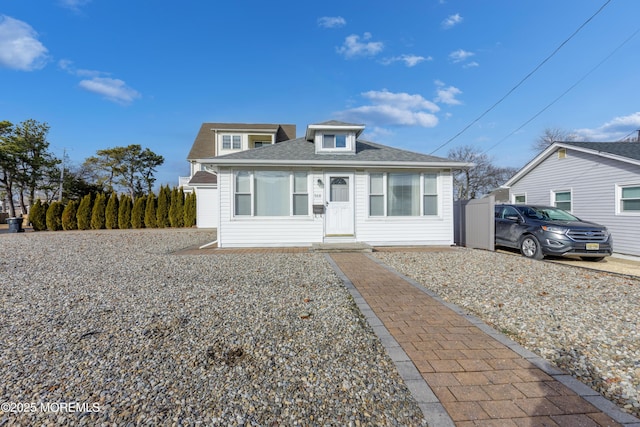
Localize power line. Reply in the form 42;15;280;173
481;25;640;156
429;0;612;155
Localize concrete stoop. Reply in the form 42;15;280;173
310;242;373;253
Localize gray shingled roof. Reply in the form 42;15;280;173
560;141;640;162
209;137;467;166
186;123;296;160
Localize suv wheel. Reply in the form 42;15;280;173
520;235;544;260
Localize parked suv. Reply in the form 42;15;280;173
494;204;612;261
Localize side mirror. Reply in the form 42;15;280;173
504;214;520;222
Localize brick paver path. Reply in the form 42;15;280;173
330;253;629;427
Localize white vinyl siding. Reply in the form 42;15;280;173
194;187;218;228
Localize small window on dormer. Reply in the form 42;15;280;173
323;134;347;149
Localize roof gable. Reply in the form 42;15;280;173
504;141;640;187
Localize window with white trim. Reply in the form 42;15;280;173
369;172;439;217
222;135;241;150
553;190;571;211
620;185;640;213
513;194;526;204
234;171;309;217
322;134;347;149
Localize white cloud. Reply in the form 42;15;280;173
317;16;346;28
435;83;463;105
337;32;384;58
574;112;640;140
336;89;439;128
448;49;474;63
58;59;103;77
0;16;48;71
78;77;141;105
58;0;91;11
442;13;463;29
382;54;431;67
463;61;479;68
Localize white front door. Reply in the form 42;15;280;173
325;173;354;236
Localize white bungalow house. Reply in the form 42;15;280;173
502;141;640;257
199;120;471;248
183;122;296;228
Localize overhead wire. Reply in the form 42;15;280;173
429;0;612;155
481;26;640;156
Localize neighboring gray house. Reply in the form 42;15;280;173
503;141;640;257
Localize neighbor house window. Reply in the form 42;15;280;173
222;135;241;150
620;185;640;213
369;172;438;217
513;194;526;204
234;171;308;217
322;134;347;149
553;190;572;211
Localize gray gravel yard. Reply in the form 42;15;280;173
1;229;425;426
375;248;640;419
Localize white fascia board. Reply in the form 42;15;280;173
305;124;366;140
210;127;279;133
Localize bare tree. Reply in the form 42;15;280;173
532;128;581;152
448;145;518;200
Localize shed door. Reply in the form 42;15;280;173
325;174;354;236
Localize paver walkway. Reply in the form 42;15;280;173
328;252;640;427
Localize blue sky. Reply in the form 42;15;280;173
2;0;640;188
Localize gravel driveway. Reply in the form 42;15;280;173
2;229;638;424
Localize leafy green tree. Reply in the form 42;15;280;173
156;185;170;228
144;192;157;228
62;200;78;230
118;194;132;229
131;196;146;228
83;144;164;199
0;120;19;217
91;193;106;230
62;164;104;201
29;199;47;231
77;193;93;230
105;192;119;229
46;201;64;231
183;192;197;227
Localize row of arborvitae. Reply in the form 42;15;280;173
29;186;197;232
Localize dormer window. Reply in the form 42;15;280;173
323;134;347;149
222;135;241;150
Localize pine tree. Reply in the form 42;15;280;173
77;194;93;230
118;194;132;229
169;187;185;227
131;196;146;228
105;192;119;229
29;199;47;231
144;192;157;228
91;193;106;230
62;200;78;230
156;185;170;228
183;191;197;227
46;201;64;231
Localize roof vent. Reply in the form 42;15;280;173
558;148;567;159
